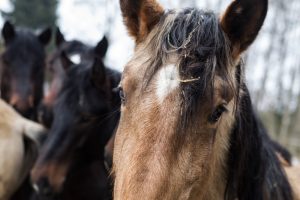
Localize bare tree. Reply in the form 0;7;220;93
278;68;297;144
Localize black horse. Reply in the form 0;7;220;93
38;27;92;128
31;36;121;200
0;21;52;120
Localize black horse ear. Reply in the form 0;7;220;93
221;0;268;57
120;0;164;43
60;51;74;71
55;27;65;47
38;27;52;46
95;36;109;58
91;56;106;89
2;21;15;44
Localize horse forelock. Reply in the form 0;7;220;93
133;8;238;133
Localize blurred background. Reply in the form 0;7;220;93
0;0;299;156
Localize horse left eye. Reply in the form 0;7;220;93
208;105;227;123
119;87;126;104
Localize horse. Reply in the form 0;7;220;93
0;99;46;200
112;0;300;199
0;21;52;120
38;27;92;128
31;37;121;200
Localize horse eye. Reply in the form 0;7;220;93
118;87;126;104
208;105;227;123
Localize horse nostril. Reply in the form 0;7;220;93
36;177;54;197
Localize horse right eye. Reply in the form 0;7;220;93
208;105;227;124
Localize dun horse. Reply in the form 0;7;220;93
31;37;121;200
0;99;46;200
38;27;92;128
113;0;300;199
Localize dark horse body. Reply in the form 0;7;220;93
32;37;121;200
0;21;51;120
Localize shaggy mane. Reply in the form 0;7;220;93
139;8;236;125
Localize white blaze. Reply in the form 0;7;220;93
70;54;81;64
156;64;179;102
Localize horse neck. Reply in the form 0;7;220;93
79;119;117;163
225;86;293;200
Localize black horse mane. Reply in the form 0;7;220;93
35;59;120;199
43;60;121;160
140;8;235;131
225;64;293;200
60;61;121;106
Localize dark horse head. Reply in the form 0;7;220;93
31;37;121;200
0;21;52;119
38;27;92;128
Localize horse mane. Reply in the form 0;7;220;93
52;63;120;130
142;8;233;87
58;62;120;102
225;65;293;200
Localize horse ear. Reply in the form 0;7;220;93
95;36;109;58
60;51;74;71
220;0;268;57
120;0;164;43
91;57;106;88
38;27;52;46
2;21;15;44
55;27;65;47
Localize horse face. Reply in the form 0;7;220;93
1;21;51;119
38;28;92;128
37;54;64;128
32;38;120;195
113;0;267;199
